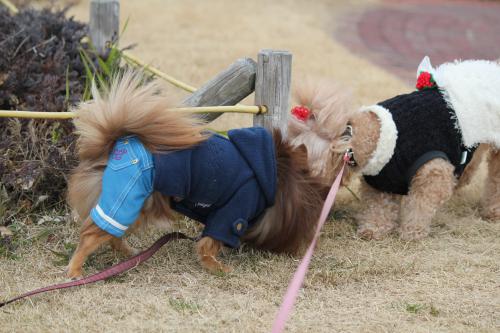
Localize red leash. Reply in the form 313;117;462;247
0;232;194;308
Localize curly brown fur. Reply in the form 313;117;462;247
456;144;489;189
399;158;456;240
289;81;496;241
67;71;327;278
481;147;500;221
356;179;400;241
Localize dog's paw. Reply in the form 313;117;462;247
65;275;83;282
65;264;84;280
357;223;395;240
126;247;140;257
66;270;84;280
111;238;140;257
206;262;233;275
214;263;233;275
480;207;500;222
399;224;429;241
201;257;233;275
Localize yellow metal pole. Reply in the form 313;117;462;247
0;111;76;119
0;0;18;14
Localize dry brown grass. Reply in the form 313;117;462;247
1;0;499;332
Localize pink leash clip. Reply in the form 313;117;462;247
271;157;347;332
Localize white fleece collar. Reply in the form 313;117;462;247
359;105;398;176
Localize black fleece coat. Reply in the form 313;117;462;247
364;89;475;195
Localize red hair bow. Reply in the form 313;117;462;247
291;106;311;121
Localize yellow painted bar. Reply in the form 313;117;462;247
0;105;266;120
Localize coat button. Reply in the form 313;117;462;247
232;219;248;235
131;159;139;164
123;139;129;144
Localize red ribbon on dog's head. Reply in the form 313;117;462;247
291;106;311;121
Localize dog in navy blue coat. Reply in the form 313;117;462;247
66;72;327;278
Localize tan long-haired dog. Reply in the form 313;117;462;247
66;72;327;279
288;58;500;241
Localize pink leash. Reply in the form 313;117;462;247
0;232;193;308
271;157;347;333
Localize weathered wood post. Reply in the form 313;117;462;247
183;58;257;120
89;0;120;56
254;49;292;131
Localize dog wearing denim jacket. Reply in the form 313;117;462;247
66;71;327;278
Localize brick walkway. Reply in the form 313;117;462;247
335;0;500;84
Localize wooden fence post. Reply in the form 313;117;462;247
89;0;120;56
183;58;257;121
254;49;292;131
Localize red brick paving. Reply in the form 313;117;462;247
335;0;500;85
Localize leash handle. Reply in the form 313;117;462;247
271;158;347;333
0;232;193;308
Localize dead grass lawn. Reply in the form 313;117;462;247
1;1;499;332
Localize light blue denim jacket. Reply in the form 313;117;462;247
90;136;154;237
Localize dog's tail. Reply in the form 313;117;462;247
68;71;206;222
243;129;328;255
73;70;207;161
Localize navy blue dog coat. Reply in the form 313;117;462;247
91;127;277;248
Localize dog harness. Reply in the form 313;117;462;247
90;127;277;248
